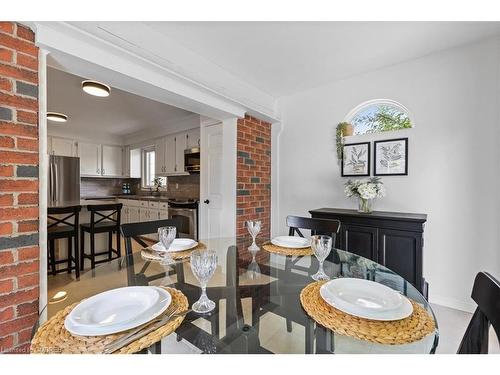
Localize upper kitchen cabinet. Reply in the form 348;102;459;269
48;136;77;157
102;145;123;177
78;141;101;176
155;138;166;175
155;130;191;176
78;142;126;177
186;128;200;149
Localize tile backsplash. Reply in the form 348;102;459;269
163;174;200;199
81;177;141;197
81;174;200;199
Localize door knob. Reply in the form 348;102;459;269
204;199;210;204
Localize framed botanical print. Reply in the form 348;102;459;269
374;138;408;176
341;142;370;177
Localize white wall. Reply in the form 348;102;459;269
277;37;500;312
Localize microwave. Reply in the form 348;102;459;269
184;147;200;173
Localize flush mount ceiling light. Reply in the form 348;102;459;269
81;80;111;97
47;112;68;122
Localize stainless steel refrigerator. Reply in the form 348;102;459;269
48;155;80;205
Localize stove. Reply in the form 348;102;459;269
167;199;199;239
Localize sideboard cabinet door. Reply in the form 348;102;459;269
341;224;378;261
378;228;422;289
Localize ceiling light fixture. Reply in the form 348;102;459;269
47;112;68;122
81;80;111;97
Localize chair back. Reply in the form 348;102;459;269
120;218;182;256
87;203;122;230
457;272;500;354
48;205;82;234
286;215;341;239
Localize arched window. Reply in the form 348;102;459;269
345;99;413;135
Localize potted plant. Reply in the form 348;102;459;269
336;122;354;160
344;177;385;213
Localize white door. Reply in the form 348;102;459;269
78;141;101;176
49;136;76;157
174;133;187;173
102;145;123;177
200;122;224;239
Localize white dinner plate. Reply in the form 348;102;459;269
320;278;413;321
65;286;171;336
271;236;311;249
152;238;198;253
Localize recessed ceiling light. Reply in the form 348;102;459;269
82;80;111;97
47;112;68;122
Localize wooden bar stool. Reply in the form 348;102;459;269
80;203;122;270
47;205;82;278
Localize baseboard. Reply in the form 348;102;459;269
429;294;476;313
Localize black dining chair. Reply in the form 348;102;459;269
47;205;82;278
80;203;122;270
121;218;182;257
457;272;500;354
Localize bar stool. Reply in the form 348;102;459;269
47;205;82;278
80;203;123;270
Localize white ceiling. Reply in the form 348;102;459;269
47;67;196;136
145;21;500;97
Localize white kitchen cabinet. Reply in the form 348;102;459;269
48;136;77;157
102;145;123;177
186;128;200;149
79;141;101;176
128;206;140;223
121;206;130;224
175;133;187;173
164;135;176;175
155;138;166;175
159;209;169;220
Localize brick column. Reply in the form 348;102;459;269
0;22;39;354
236;115;272;238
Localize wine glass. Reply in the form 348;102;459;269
157;226;176;265
246;220;261;251
190;250;218;313
246;249;261;280
311;235;332;281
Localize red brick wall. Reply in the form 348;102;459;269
236;115;271;238
0;22;39;354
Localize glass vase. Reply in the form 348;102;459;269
358;198;373;213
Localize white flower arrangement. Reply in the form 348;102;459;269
344;177;386;200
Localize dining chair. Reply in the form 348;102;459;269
283;216;341;332
121;218;182;286
80;203;122;270
121;218;182;257
457;272;500;354
47;205;82;278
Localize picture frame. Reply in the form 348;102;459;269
341;142;371;177
374;137;408;176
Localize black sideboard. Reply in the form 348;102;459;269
309;208;428;297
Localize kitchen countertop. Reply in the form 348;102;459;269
48;199;118;209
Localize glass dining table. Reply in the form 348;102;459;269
36;236;439;354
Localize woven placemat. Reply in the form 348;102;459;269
262;242;313;256
142;241;207;261
30;287;188;354
300;281;436;345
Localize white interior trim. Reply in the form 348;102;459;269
38;49;48;316
270;121;282;237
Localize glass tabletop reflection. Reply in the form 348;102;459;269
39;237;438;354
